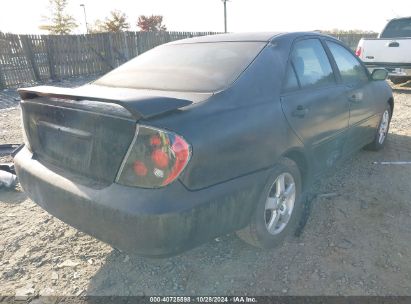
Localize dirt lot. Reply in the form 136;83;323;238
1;81;411;297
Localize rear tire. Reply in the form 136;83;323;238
365;105;392;151
236;158;304;249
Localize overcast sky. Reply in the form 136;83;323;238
1;0;410;34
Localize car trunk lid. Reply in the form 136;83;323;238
18;85;208;184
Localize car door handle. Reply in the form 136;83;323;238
348;94;361;103
388;41;399;47
292;105;308;118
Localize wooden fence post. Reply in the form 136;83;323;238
123;32;130;61
45;36;56;81
136;32;141;56
108;33;116;68
0;32;8;89
21;35;41;82
0;65;5;90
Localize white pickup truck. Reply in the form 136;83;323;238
356;17;411;84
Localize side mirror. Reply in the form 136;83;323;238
371;69;388;81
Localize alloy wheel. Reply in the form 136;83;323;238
378;110;390;144
264;172;296;235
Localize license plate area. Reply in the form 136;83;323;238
37;121;93;170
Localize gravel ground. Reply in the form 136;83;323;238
0;81;411;297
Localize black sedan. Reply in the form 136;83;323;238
15;32;393;257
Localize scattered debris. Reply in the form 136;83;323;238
0;143;21;156
38;287;55;296
15;285;36;300
373;161;411;165
336;239;354;250
51;271;59;285
337;208;348;218
0;170;17;188
318;192;339;198
75;289;85;296
360;200;369;209
0;162;15;174
57;259;80;268
0;144;20;189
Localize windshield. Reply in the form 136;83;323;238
380;18;411;38
94;42;266;93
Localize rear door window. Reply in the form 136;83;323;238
289;39;335;89
283;64;299;91
326;41;369;84
380;18;411;38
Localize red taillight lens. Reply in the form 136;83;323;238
150;135;162;146
117;125;191;188
163;136;190;185
355;46;362;57
151;149;169;169
133;161;148;176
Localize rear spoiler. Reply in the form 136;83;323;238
18;85;193;119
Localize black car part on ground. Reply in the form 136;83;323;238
0;144;21;157
0;144;21;188
0;163;15;174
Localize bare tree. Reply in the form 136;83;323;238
39;0;77;35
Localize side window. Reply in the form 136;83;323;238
283;64;299;91
290;39;335;89
326;41;369;84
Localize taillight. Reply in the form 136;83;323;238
355;46;362;57
116;125;191;188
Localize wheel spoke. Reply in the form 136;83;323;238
379;132;385;144
284;183;295;198
267;211;280;233
276;174;285;195
266;197;280;210
280;211;291;223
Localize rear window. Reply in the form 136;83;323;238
94;42;266;93
380;18;411;38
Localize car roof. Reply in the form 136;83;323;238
389;16;411;20
167;32;334;45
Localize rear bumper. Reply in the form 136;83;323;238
14;147;267;257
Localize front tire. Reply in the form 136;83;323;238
236;158;304;248
365;105;392;151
